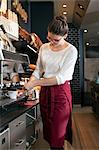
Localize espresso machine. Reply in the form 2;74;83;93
0;49;30;106
0;24;30;107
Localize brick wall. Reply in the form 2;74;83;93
67;24;83;104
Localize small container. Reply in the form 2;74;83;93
32;89;36;100
35;89;39;99
8;90;18;99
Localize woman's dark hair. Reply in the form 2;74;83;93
48;15;68;36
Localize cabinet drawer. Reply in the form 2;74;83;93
0;128;10;150
10;137;26;150
9;114;26;129
9;114;26;143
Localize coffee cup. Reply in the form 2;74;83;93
8;91;18;99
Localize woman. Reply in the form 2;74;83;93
24;15;78;149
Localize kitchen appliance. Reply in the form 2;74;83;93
0;15;31;107
0;48;30;107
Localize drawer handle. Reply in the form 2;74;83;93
18;121;24;125
2;137;5;145
15;139;25;146
0;128;9;136
15;121;24;127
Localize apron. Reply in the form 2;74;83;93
39;81;72;148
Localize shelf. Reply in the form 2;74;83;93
0;16;19;41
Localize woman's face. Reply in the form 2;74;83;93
47;32;65;46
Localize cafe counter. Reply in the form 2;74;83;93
0;99;40;150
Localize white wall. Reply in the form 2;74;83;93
84;58;99;92
84;58;99;81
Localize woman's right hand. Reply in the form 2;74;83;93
17;88;26;98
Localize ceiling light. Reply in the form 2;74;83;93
84;29;88;33
80;5;83;9
63;4;67;8
78;4;84;10
63;11;67;15
86;42;89;46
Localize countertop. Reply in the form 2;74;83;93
0;100;39;132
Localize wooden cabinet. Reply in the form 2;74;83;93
90;82;99;119
92;92;99;119
9;113;26;150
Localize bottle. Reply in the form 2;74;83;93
32;89;36;100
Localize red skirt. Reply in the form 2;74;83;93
39;81;72;148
